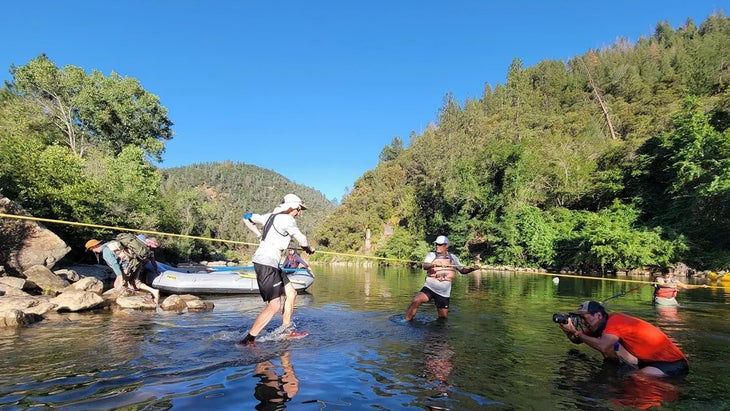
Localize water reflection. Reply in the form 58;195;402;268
422;324;454;397
556;349;682;409
253;351;299;410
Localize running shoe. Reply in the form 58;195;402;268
286;330;308;339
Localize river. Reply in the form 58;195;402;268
1;266;728;410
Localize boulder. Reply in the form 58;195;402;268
0;276;26;290
185;298;215;312
62;265;116;288
50;291;105;312
0;295;56;317
0;196;71;275
160;294;188;312
22;265;70;294
61;277;104;295
0;309;42;327
54;268;81;283
0;283;30;297
116;295;157;310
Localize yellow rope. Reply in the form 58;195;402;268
1;212;724;289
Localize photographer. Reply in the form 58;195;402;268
556;301;689;378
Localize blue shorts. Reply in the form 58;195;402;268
420;287;450;309
254;263;290;302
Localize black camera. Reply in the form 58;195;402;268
552;313;579;325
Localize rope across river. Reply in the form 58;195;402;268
1;212;721;291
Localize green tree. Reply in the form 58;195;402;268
9;54;172;161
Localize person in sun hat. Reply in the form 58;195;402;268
85;237;160;304
404;235;480;321
239;193;315;345
557;300;689;378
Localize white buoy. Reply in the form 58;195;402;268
552;277;560;285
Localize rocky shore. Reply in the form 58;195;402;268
0;196;213;328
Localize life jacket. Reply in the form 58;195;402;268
427;253;456;281
654;284;678;299
654;277;678;299
283;252;299;268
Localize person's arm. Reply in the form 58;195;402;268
288;223;315;254
559;320;619;358
458;265;480;274
452;254;479;274
149;255;160;274
101;247;124;277
422;252;437;271
295;254;309;268
243;213;262;238
675;280;709;290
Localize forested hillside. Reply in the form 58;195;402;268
317;13;730;272
159;162;334;259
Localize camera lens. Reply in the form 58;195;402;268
553;313;569;324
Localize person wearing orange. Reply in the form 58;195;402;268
404;235;480;321
558;301;689;378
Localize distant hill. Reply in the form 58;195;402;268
161;161;335;250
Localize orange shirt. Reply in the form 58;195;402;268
604;313;686;363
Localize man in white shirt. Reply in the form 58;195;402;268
239;194;315;345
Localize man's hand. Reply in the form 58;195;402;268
302;246;315;255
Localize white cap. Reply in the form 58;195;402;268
275;193;307;212
434;235;449;245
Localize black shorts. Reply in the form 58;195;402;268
420;287;450;309
638;359;689;378
254;263;290;302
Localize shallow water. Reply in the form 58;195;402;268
1;267;729;410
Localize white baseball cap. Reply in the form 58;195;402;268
275;193;307;212
434;235;449;245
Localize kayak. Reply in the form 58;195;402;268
151;262;315;294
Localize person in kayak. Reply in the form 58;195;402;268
239;194;315;345
282;246;310;270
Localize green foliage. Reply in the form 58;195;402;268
319;13;730;271
376;227;430;264
9;54;172;161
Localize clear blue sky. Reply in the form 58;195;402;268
2;1;727;202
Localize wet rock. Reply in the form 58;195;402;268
160;294;188;312
185;298;215;312
116;295;158;310
0;295;56;316
0;308;42;327
50;291;105;312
